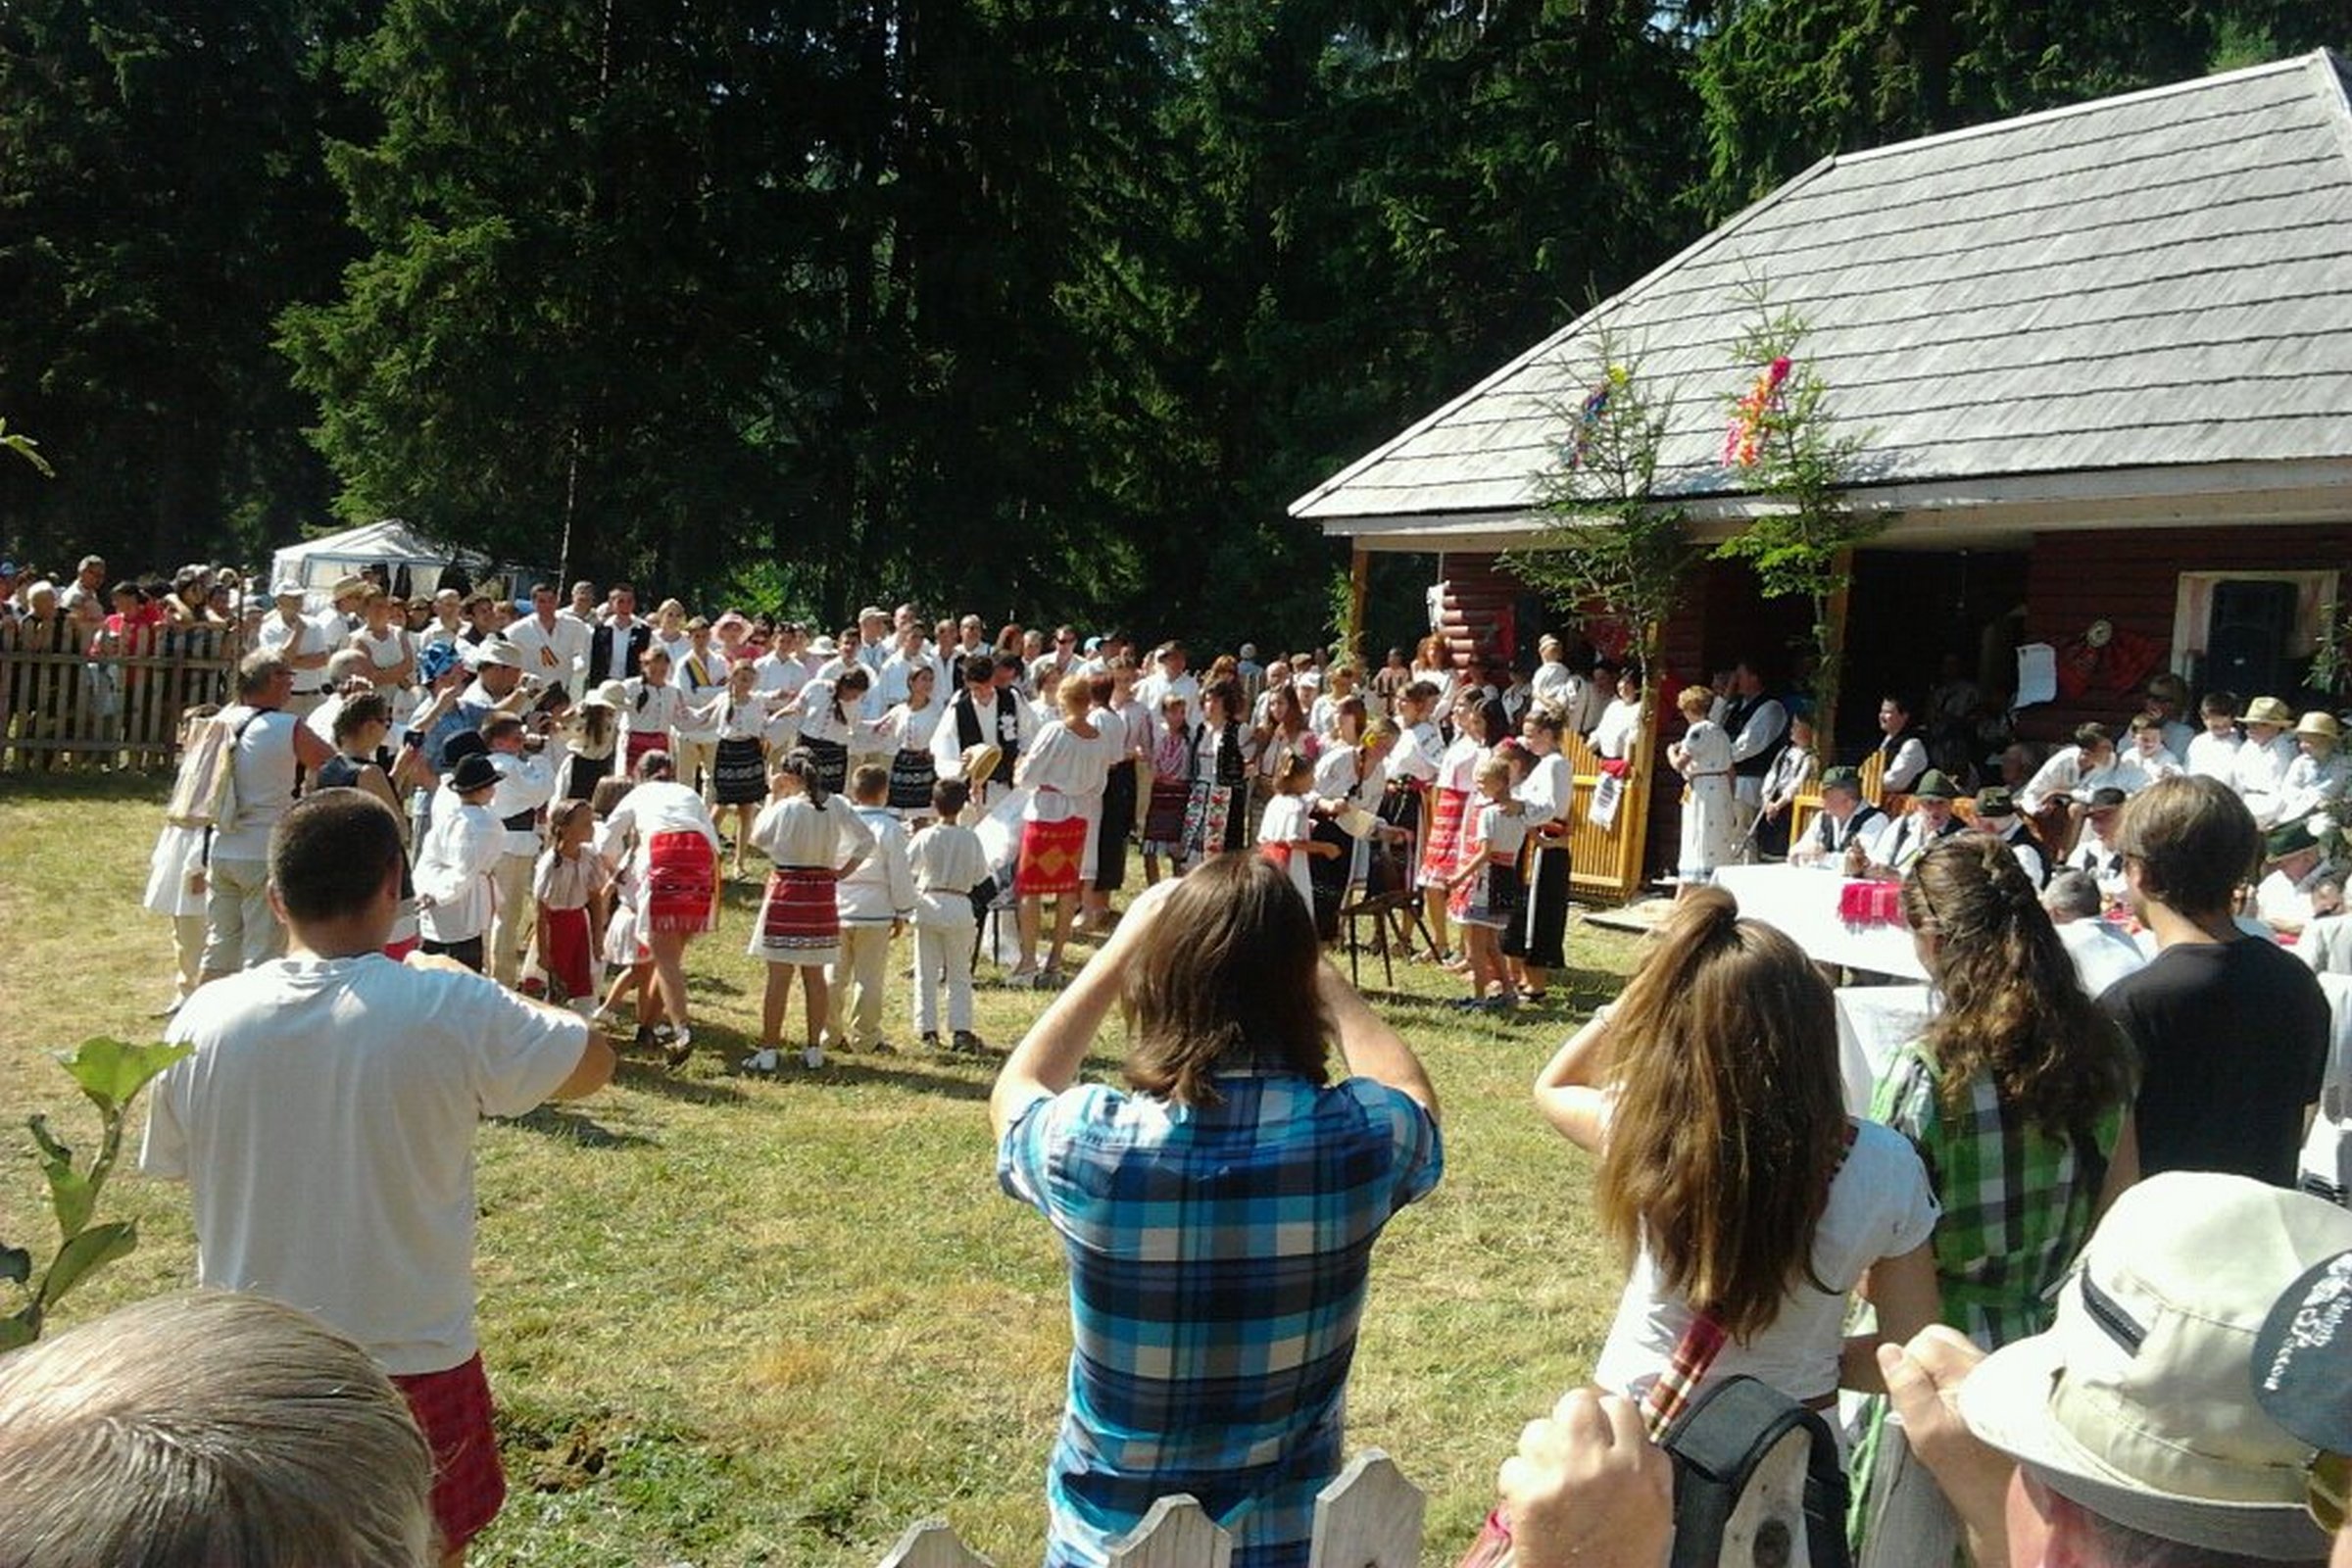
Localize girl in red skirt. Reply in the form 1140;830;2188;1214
744;749;876;1071
534;799;610;1009
1009;673;1117;987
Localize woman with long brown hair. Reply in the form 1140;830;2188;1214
1535;889;1939;1412
1847;835;2139;1564
991;857;1441;1568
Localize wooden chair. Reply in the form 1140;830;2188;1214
1336;837;1434;991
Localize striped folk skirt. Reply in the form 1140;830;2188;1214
1015;814;1090;898
748;865;841;966
1416;785;1469;890
711;736;768;806
642;831;716;934
888;747;937;815
801;736;849;797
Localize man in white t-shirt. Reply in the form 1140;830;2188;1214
143;789;612;1562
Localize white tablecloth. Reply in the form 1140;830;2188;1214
1835;985;1935;1115
1714;863;1928;982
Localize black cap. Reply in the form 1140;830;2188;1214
2253;1251;2352;1454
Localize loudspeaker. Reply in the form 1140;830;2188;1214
2208;580;2298;700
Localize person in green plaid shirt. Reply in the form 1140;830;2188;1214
1850;835;2138;1567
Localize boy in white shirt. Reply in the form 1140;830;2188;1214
907;778;992;1053
2183;690;2242;782
830;764;916;1054
415;748;506;972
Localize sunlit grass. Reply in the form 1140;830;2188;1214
0;770;1642;1566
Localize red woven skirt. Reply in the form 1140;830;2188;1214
642;830;716;934
750;866;840;963
540;906;595;999
1417;785;1470;889
391;1352;506;1554
624;728;666;771
1015;814;1089;897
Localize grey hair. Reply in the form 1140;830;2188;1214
235;649;290;698
0;1290;433;1568
2041;868;2104;920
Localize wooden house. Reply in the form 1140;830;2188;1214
1291;50;2352;894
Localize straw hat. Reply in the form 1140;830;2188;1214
2244;696;2294;728
583;680;627;710
2295;710;2340;741
960;743;1004;788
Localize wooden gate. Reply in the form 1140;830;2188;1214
1559;725;1653;904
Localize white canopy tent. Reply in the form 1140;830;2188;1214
269;519;500;607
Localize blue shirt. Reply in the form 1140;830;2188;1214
999;1070;1442;1568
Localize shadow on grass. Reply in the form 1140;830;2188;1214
612;1054;754;1105
505;1102;658;1150
802;1054;998;1102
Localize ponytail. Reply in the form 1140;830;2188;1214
775;748;831;808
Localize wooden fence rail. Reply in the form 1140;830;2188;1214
0;625;243;772
880;1452;1423;1568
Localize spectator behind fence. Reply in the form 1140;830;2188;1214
143;790;613;1562
1536;888;1941;1413
991;858;1442;1568
2102;774;2328;1187
0;1289;434;1568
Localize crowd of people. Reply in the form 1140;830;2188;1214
11;563;2352;1568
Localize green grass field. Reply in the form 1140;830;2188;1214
0;771;1642;1567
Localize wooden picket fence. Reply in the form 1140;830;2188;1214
0;621;243;772
879;1452;1424;1568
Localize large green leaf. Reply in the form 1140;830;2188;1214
36;1221;138;1311
55;1039;191;1117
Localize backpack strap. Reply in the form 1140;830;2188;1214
1662;1376;1851;1568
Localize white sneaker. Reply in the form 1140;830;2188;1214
802;1044;825;1069
742;1048;778;1074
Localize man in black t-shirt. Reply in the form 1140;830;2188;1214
2099;775;2328;1187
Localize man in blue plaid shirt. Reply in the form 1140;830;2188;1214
994;858;1442;1568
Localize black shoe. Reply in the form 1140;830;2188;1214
952;1030;986;1054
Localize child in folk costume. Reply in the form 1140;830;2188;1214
588;776;663;1045
1382;679;1444;879
1420;691;1490;967
829;764;917;1055
1449;753;1529;1011
2185;690;2242;781
1080;662;1149;931
1139;691;1197;883
907;778;991;1054
881;662;945;824
1303;696;1372;941
744;749;875;1072
144;703;223;1013
1181;677;1255;865
1009;673;1118;987
413;750;506;972
790;663;874;798
534;798;610;1009
1504;709;1575;1004
700;662;774;879
603;751;723;1067
1254;752;1337;915
1668;684;1740;896
559;682;624;801
621;645;690;776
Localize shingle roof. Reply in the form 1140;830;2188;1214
1290;51;2352;530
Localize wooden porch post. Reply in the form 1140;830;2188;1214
1348;545;1370;667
